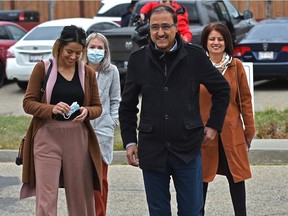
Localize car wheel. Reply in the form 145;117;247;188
0;62;5;88
17;81;28;90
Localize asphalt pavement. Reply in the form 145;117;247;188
0;163;288;216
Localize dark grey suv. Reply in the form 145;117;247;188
100;0;256;90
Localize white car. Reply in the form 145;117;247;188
94;0;134;25
6;17;120;89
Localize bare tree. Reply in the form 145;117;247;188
48;0;56;20
266;0;272;18
245;0;251;11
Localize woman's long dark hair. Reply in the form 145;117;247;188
201;23;234;56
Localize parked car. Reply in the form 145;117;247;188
5;18;120;90
95;0;136;25
234;18;288;81
0;21;27;87
0;10;40;31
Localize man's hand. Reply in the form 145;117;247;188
126;144;139;167
245;136;253;151
140;13;145;21
181;35;189;43
202;127;217;145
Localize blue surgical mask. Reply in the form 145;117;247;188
87;48;105;64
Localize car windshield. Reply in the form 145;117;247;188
97;3;129;17
24;26;64;40
247;23;288;40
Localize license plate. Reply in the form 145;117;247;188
259;51;273;60
29;54;42;62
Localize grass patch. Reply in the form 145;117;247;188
0;115;32;149
1;108;288;150
114;126;124;150
0;115;124;150
255;109;288;139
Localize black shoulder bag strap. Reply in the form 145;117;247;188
15;59;53;166
40;59;53;99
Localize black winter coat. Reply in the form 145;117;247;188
119;34;230;172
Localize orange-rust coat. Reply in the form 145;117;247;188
200;58;255;183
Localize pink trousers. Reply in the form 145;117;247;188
34;120;95;216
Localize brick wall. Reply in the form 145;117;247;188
232;0;288;21
0;0;102;23
0;0;287;23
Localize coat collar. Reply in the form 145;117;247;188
46;59;85;104
96;71;109;97
148;33;183;59
223;58;237;86
146;33;188;78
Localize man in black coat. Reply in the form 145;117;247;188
119;5;230;216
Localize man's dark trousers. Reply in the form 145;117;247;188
142;152;203;216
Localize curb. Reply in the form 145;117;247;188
1;139;288;165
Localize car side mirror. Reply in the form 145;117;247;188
243;10;253;19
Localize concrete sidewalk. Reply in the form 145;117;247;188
0;163;288;215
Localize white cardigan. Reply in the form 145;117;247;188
90;64;121;164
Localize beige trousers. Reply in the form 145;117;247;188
34;120;95;216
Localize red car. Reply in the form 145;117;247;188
0;21;27;87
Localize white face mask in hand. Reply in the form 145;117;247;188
87;48;105;64
63;102;80;119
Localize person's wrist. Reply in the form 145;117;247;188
126;143;136;149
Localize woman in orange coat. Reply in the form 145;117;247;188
200;23;255;216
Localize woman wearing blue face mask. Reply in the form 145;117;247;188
86;32;121;216
87;47;105;64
